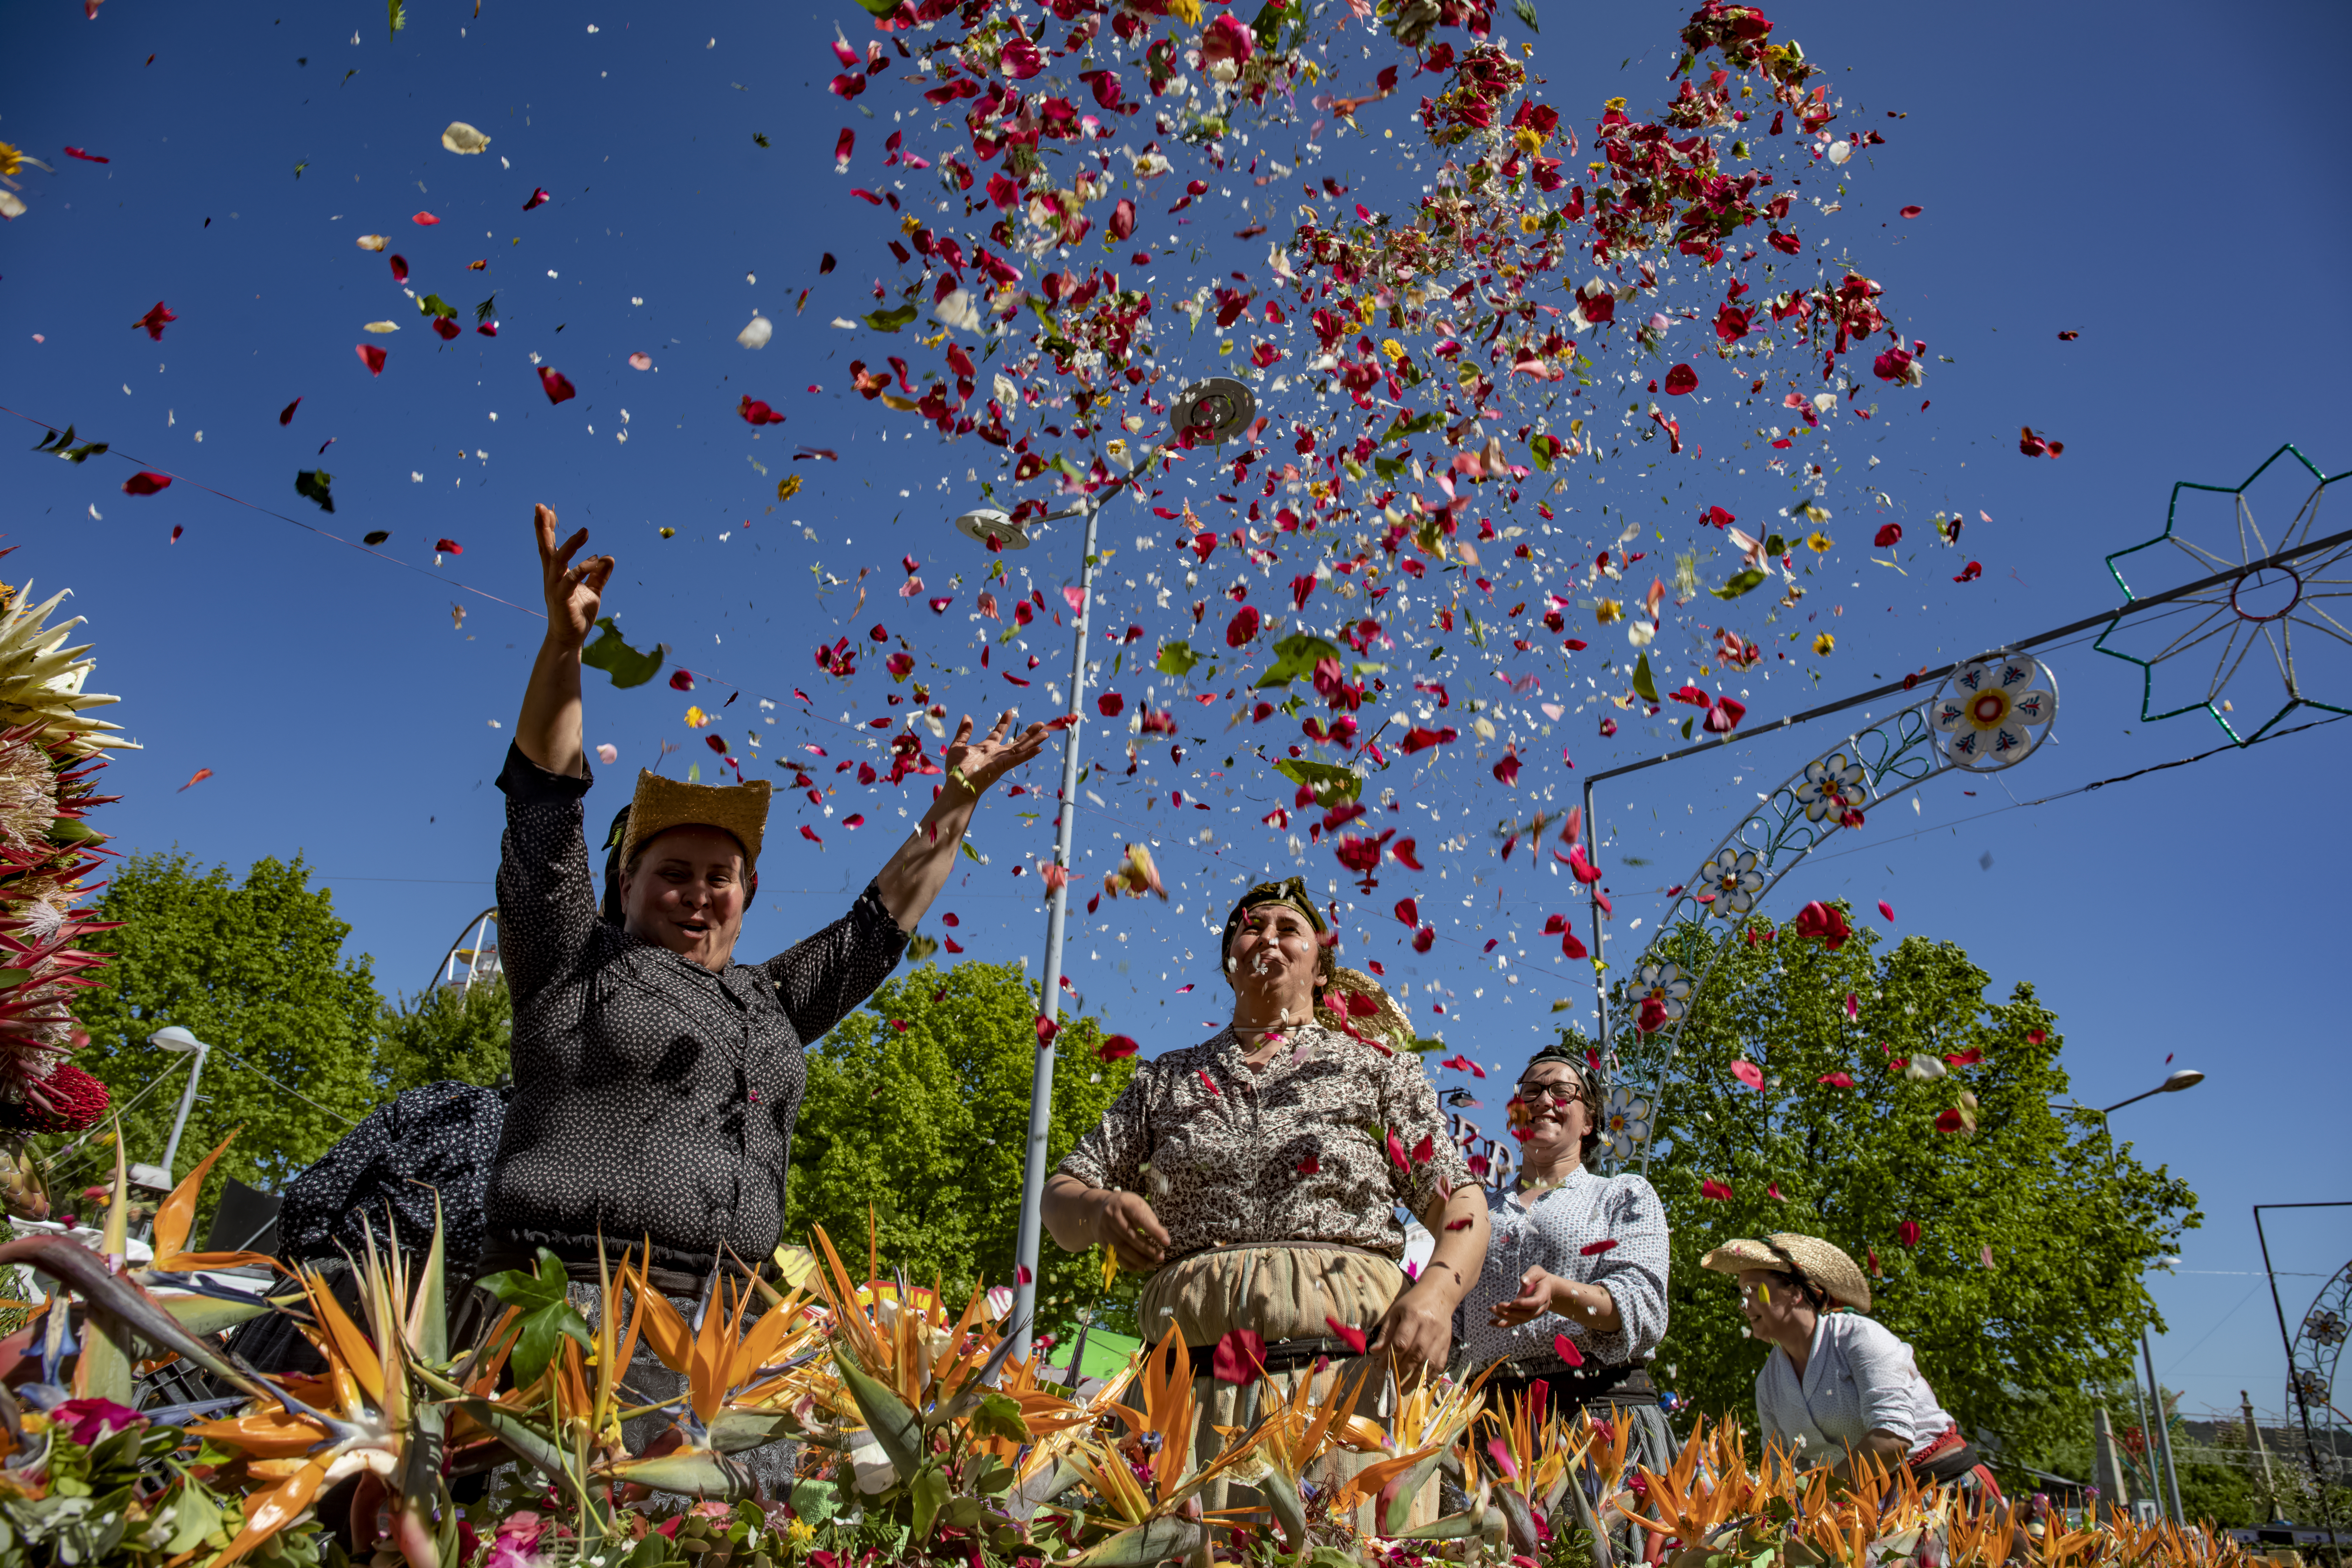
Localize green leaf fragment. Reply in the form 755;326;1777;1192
294;469;335;514
1710;568;1768;600
1630;653;1660;704
863;303;919;332
1155;640;1202;677
580;616;668;689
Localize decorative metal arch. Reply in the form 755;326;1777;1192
2289;1256;2350;1430
2095;442;2349;746
1585;649;2061;1173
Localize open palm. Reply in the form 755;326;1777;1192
944;711;1052;798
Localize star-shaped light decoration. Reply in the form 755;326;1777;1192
2095;443;2349;744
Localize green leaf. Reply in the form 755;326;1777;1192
418;293;458;321
0;969;29;989
580;616;668;690
1253;631;1343;691
863;303;920;332
388;0;405;40
834;1348;926;1482
477;1248;587;1385
1630;654;1659;704
1071;1519;1208;1566
1273;758;1362;807
790;1478;841;1527
475;1248;567;1314
1512;0;1538;28
1154;640;1202;677
970;1390;1030;1444
293;469;335;514
475;293;498;325
1710;568;1768;600
911;1465;950;1542
1764;532;1789;556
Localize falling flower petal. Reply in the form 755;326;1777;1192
538;366;577;404
523;187;552;210
133;301;177;340
1662;363;1698;396
1699;1178;1733;1201
1098;1034;1139;1061
120;471;171;495
356;343;387;375
441;121;491;155
738;315;774;349
278;396;302;426
596;743;618;764
1552;1333;1586;1368
412;210;439;225
628;352;652;370
1730;1060;1763;1091
356;234;388;251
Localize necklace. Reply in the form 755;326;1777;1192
1514;1165;1577;1200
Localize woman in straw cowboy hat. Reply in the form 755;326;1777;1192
485;504;1049;1296
1702;1233;2001;1494
1043;877;1490;1513
1451;1042;1675;1471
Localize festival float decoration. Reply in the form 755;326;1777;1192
0;1164;2270;1568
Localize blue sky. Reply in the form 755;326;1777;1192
5;0;2347;1428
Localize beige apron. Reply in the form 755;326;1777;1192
1136;1240;1422;1539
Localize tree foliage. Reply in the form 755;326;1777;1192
1607;908;2201;1473
74;852;385;1194
786;960;1140;1343
376;974;513;1095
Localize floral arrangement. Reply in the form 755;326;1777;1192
0;574;133;1162
0;1145;2258;1568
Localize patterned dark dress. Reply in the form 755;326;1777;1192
488;743;906;1290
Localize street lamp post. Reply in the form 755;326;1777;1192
960;379;1255;1363
2054;1068;2205;1526
148;1025;211;1183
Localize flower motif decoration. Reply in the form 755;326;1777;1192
1629;961;1692;1033
1698;847;1765;918
1793;751;1870;828
1603;1084;1652;1161
1932;652;2057;771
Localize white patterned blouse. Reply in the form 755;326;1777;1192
1451;1166;1670;1372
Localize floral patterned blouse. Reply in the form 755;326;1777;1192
1058;1023;1470;1262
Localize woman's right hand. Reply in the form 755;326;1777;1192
535;503;614;650
1093;1190;1170;1271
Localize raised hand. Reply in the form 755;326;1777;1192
943;710;1052;800
534;503;614;651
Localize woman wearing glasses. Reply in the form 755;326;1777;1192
1452;1042;1674;1468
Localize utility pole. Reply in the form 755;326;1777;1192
2094;1402;2132;1512
2242;1391;2282;1522
2142;1328;2186;1525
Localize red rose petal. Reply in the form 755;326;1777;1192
120;471;172;496
412;211;440;225
1662;363;1698;396
356;343;387;375
538;366;577;404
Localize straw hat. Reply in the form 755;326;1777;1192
1316;967;1416;1052
1699;1232;1872;1312
618;769;772;871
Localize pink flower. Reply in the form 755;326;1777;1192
1201;14;1256;68
55;1398;142;1447
1000;36;1044;79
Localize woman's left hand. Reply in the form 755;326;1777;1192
943;711;1052;800
1370;1281;1455;1380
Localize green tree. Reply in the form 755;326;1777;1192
1606;908;2200;1474
785;960;1141;1344
377;975;513;1094
73;852;386;1196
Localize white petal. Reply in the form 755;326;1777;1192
736;315;774;349
440;121;492;155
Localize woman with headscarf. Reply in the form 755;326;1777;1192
1702;1233;2001;1494
1041;877;1490;1496
1451;1043;1674;1472
490;502;1044;1297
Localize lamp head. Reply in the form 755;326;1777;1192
1169;377;1255;447
952;507;1031;552
149;1025;203;1054
2159;1068;2205;1093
